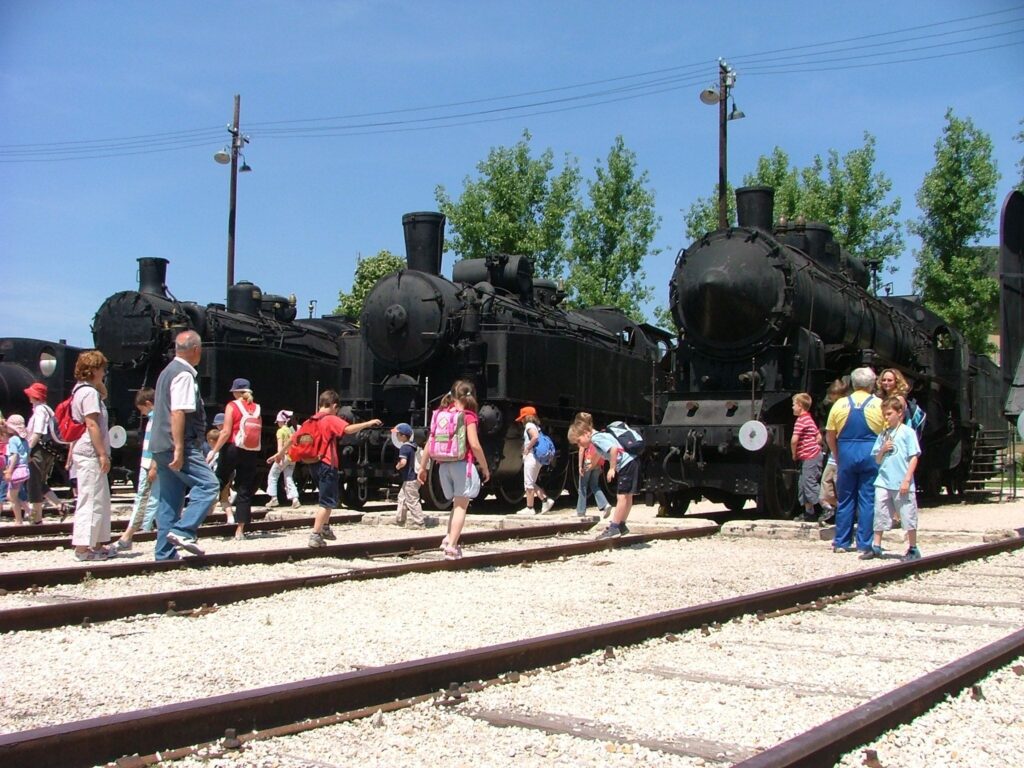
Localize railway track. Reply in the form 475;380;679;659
0;511;356;553
0;509;268;539
0;520;599;592
0;523;718;632
1;535;1020;767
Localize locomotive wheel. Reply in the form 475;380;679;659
341;479;368;510
757;448;799;518
656;494;691;517
496;478;525;509
724;495;748;513
424;465;454;511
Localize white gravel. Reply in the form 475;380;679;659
0;497;1020;767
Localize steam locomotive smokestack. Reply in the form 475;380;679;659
735;186;775;231
402;212;446;276
137;257;170;298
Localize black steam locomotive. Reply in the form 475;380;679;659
644;185;1009;516
337;212;673;508
91;258;357;483
0;338;82;418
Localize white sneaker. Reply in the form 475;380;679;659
266;498;279;508
600;505;612;519
516;507;537;515
541;497;555;514
291;499;301;508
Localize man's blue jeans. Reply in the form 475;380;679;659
152;446;218;560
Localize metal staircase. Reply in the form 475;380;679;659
964;429;1010;501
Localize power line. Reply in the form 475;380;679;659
2;5;1021;162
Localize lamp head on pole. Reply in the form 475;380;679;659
699;86;721;105
213;148;231;164
728;100;746;121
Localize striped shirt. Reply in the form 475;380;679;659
139;417;154;470
793;412;821;460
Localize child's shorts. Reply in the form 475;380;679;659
615;459;641;495
318;462;339;509
873;486;918;532
439;460;481;501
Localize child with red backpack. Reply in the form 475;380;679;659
416;379;491;560
277;389;381;548
206;378;262;541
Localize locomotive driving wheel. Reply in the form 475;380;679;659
341;478;368;510
757;447;799;518
423;464;454;511
496;478;525;509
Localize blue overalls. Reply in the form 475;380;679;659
833;395;880;551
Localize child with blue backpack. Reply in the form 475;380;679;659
516;406;556;515
568;414;644;539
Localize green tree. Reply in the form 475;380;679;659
435;129;580;279
911;109;1001;353
335;249;406;320
566;136;659;320
681;137;903;278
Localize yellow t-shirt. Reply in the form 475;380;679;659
825;391;885;435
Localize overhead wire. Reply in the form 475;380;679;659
1;5;1022;162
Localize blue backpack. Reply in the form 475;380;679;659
532;430;556;466
605;421;646;455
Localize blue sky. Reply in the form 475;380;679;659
2;0;1022;348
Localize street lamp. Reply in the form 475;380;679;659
213;94;252;293
700;60;744;229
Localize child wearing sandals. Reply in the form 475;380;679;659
3;414;32;524
417;379;491;560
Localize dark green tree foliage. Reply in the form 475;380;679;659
567;136;659;320
335;249;406;319
435;129;580;279
911;109;1001;353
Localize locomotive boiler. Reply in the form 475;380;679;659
338;212;673;509
0;338;82;420
92;258;356;482
645;185;1007;516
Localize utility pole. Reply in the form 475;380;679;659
226;94;240;291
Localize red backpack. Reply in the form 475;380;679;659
50;384;95;445
231;400;262;451
288;414;325;464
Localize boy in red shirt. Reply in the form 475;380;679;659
791;392;823;522
273;389;381;548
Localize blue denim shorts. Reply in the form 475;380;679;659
318;462;339;509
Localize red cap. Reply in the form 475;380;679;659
24;382;48;401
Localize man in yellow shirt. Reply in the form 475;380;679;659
825;367;885;553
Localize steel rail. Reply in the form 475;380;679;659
0;512;360;553
0;510;268;539
0;534;1019;768
0;521;595;592
0;525;717;632
734;627;1024;767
